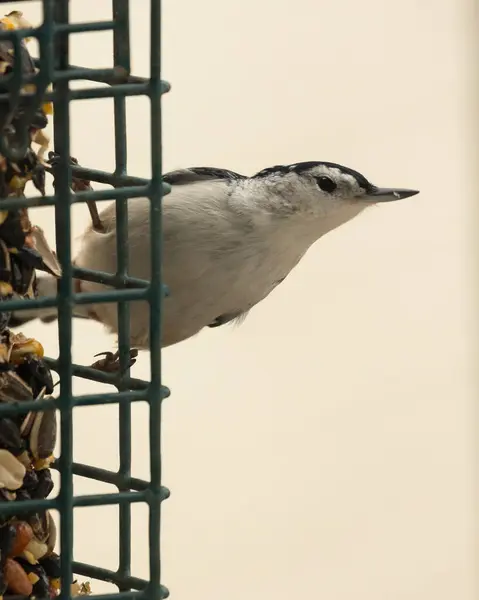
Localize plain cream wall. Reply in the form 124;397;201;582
2;1;477;599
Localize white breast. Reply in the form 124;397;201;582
75;180;317;348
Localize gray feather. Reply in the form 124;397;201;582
163;167;246;186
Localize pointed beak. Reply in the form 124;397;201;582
364;186;420;203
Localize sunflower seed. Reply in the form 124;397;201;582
0;450;25;490
29;409;57;460
0;371;33;402
19;412;35;438
46;512;56;554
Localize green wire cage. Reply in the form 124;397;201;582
0;1;170;599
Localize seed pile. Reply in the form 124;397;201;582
0;11;52;198
0;362;64;599
0;10;91;599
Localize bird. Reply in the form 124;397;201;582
9;160;419;357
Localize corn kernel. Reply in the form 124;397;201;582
33;455;55;470
28;573;40;584
22;550;37;564
43;101;54;115
50;578;61;591
0;282;12;296
0;18;15;30
9;175;27;190
10;339;45;363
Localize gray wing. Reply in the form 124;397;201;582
163;167;247;186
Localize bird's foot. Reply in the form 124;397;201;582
90;349;139;373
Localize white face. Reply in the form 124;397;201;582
306;164;371;200
259;164;375;221
249;162;417;229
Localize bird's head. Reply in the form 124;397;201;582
251;161;419;227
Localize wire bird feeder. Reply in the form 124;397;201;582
0;2;170;600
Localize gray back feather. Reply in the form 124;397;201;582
162;167;246;186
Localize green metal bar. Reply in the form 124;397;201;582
71;563;168;596
0;288;147;313
0;185;155;208
0;0;170;594
74;391;147;406
72;267;148;289
66;464;151;491
0;185;150;210
55;20;116;34
73;491;148;508
72;267;149;290
36;57;144;83
0;26;37;41
74;287;148;304
0;386;169;417
50;3;74;600
32;59;157;85
70;186;151;202
0;489;167;513
0;62;154;86
73;565;149;591
0;82;152;103
67;83;151;101
57;80;170;101
0;498;57;517
70;388;170;406
0;181;170;214
0;396;57;416
148;0;168;598
112;0;133;588
65;465;170;499
70;166;150;187
55;67;128;83
64;65;139;84
44;358;154;390
0;391;160;419
0;295;60;311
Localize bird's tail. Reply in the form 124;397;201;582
8;274;90;327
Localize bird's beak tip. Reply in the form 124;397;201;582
366;186;420;202
401;189;420;199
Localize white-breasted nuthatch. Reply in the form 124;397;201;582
10;161;419;351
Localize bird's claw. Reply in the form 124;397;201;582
90;349;139;373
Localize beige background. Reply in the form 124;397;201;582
3;1;477;599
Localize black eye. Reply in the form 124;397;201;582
316;176;337;193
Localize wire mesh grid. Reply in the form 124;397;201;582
0;1;170;599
